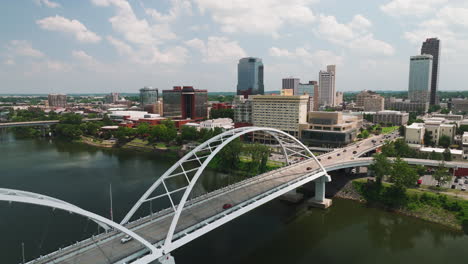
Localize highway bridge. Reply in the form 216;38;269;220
1;126;465;264
0;118;103;128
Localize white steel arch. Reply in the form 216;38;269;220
0;188;162;264
122;126;327;252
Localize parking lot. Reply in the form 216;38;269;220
420;174;468;191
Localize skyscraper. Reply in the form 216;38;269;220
408;55;433;103
318;65;336;107
237;57;264;98
421;38;440;105
163;86;208;120
282;77;300;95
139;87;159;107
48;94;67;107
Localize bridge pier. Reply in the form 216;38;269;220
307;175;332;209
154;254;175;264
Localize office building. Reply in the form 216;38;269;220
233;96;253;126
237;57;264;98
373;110;409;126
48;94;67;107
252;95;309;137
450;98;468;113
408;55;433;103
299;111;362;147
139;87;159;107
318;65;336;106
282;78;300;95
356;90;384;112
297;81;319;112
405;123;425;146
424;118;455;146
335;92;343;106
105;93;120;104
162;86;208;120
421;38;441;105
385;98;429;113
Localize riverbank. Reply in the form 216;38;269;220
335;178;468;233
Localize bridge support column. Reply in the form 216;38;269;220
307;175;332;209
154;254;175;264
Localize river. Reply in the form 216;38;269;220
1;134;467;264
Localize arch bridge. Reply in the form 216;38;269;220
3;127;330;264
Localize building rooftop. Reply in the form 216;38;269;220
420;147;463;155
406;123;425;129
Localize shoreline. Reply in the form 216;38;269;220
334;179;464;232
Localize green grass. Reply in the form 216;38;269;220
381;126;399;134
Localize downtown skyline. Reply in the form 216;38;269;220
1;0;468;94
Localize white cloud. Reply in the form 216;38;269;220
36;16;101;43
7;40;45;58
380;0;448;17
185;36;246;63
269;46;344;66
194;0;316;35
33;0;61;8
315;14;394;56
145;0;192;23
4;59;15;65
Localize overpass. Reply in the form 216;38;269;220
2;127;454;264
0;118;102;128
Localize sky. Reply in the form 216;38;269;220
1;0;468;94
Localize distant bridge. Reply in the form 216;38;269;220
0;118;102;128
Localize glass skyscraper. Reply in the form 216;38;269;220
139;87;159;107
421;38;441;105
408;55;433;103
236;57;264;98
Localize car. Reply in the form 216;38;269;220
343;149;347;152
371;139;376;143
455;178;459;183
353;151;357;154
222;203;232;210
417;179;422;185
462;186;466;191
356;145;360;148
465;180;468;184
318;158;321;161
328;156;332;159
337;153;341;156
451;185;456;189
120;235;132;244
306;167;312;171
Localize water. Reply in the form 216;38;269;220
1;134;467;264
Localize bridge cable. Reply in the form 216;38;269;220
35;208;54;258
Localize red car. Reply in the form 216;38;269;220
222;203;233;210
417;179;423;185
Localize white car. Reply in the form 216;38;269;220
462;185;466;191
120;235;133;244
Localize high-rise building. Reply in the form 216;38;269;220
319;65;336;107
356;90;384;112
48;94;67;107
139;87;159;107
252;95;309;137
282;77;300;95
105;93;120;104
162;86;207;120
408;55;433;103
421;38;441;105
335;92;343;106
237;57;264;98
297;81;319;112
233;95;253;126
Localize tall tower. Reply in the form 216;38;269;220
408;55;433;103
237;57;264;98
282;77;300;95
318;65;336;107
421;38;440;105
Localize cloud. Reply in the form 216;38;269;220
380;0;448;17
315;14;394;56
185;36;246;63
33;0;61;8
7;40;45;58
145;0;192;23
36;16;101;43
269;46;344;66
4;59;15;65
107;36;188;65
194;0;316;36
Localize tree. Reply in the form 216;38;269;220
160;120;177;140
429;150;443;161
439;135;451;148
136;123;150;137
440;108;450;114
181;126;199;141
443;148;452;161
369;153;392;185
55;124;83;140
424;132;435;147
210;108;234;119
59;113;83;125
457;125;468;135
389;157;419;189
398;125;405;137
115;126;134;143
433;163;452;188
